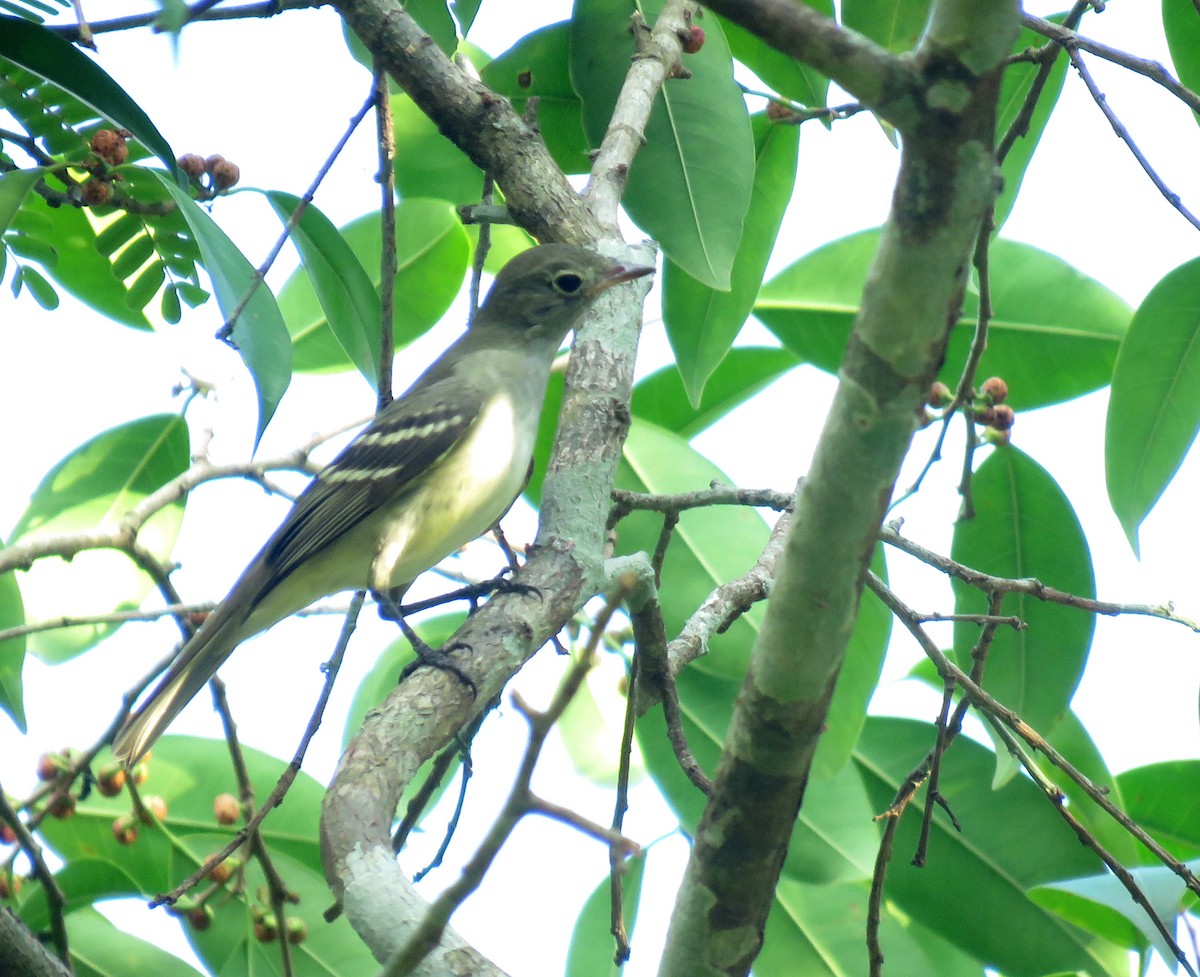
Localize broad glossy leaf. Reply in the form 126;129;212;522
277;201;469;375
993;17;1068;230
565;853;645;977
1032;862;1196;968
842;0;929;52
265;191;381;387
719;2;833;108
0;16;176;171
153;173;291;442
572;0;753;289
1117;760;1200;856
760;878;986;977
390;88;484;204
951;445;1095;735
0;551;25;731
482;22;591;175
1164;0;1200;128
1105;255;1200;554
663;112;798;405
67;908;206;977
756;230;1130;409
638;667;882;886
7;414;189;662
854;717;1124;977
618;420;770;679
630;345;800;438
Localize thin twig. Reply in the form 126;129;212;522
1067;48;1200;232
216;89;377;344
375;63;397;409
152;592;360;907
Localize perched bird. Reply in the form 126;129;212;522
113;244;654;763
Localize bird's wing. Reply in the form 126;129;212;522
263;382;485;585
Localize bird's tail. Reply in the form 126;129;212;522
112;605;245;765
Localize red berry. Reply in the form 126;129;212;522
991;404;1015;431
927;381;953;408
112;815;139;845
682;25;705;54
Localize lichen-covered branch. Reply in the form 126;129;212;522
655;3;1019;974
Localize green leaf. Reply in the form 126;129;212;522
565;853;646;977
1033;861;1199;969
572;0;754;289
0;16;177;171
390;88;485;204
760;878;987;977
0;550;26;731
756;230;1131;409
993;18;1068;230
663;112;799;405
481;22;591;175
630;345;800;437
6;414;189;662
842;0;930;52
67;908;206;977
618;419;769;679
951;445;1095;735
17;261;57;308
16;859;141;932
152;172;291;442
265;191;382;387
11;200;153;329
0;167;45;235
1105;255;1200;554
277;200;469;375
556;660;645;786
719;2;833;108
638;667;882;885
853;716;1125;977
1117;760;1200;856
1164;0;1200;128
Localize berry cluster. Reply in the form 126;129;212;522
177;152;241;195
926;376;1016;444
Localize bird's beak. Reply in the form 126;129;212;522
589;261;656;296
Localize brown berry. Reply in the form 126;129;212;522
927;381;953;408
81;179;112;206
765;100;796;122
285;917;308;945
973;406;997;427
186;906;213;931
96;765;126;798
112;814;139;845
213;793;240;826
990;404;1015;431
210;160;240;192
36;752;61;782
131;761;151;786
0;823;17;845
48;793;76;820
90;129;129;167
980;376;1008;404
681;25;705;54
177;153;207;180
205;854;240;885
204;154;226;173
139;795;168;824
254;914;279;943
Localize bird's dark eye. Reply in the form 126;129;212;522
553;271;584;295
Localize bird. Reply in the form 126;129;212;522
112;244;655;764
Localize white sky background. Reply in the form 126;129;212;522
2;1;1199;975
